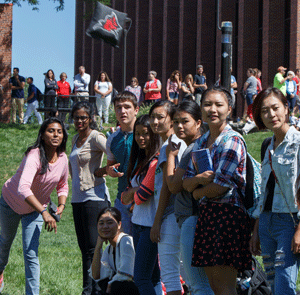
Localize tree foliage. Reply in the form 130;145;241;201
5;0;111;11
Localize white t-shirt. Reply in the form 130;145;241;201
288;81;295;94
94;81;112;98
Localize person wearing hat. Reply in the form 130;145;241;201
193;65;207;105
273;66;292;96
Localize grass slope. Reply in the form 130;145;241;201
0;123;295;294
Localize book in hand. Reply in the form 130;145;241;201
191;148;213;174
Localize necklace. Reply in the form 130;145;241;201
48;154;58;164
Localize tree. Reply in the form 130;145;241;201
5;0;111;11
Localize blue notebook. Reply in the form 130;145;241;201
191;148;213;174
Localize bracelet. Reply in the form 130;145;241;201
58;204;66;208
41;208;47;214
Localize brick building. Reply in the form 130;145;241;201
0;3;12;123
75;0;300;117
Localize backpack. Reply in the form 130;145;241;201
36;87;43;102
261;137;272;162
219;130;262;217
236;256;272;295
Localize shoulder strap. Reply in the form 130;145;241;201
261;137;272;162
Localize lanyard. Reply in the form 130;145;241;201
268;151;297;228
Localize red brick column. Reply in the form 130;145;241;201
290;0;300;70
0;4;12;123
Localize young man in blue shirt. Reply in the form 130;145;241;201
23;77;43;125
193;65;207;105
106;91;139;235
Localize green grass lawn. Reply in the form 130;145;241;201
0;122;294;294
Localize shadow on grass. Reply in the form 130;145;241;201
0;123;39;131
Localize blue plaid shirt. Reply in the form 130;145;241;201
184;125;246;209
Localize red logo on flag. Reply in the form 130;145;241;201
94;12;122;38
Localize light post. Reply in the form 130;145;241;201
220;21;232;92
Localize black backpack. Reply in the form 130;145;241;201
36;87;43;102
261;137;272;162
236;256;272;295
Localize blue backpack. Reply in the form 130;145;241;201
219;130;261;217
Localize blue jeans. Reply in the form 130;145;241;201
195;93;202;106
180;216;214;295
132;224;162;295
259;212;300;295
114;198;133;236
158;213;181;292
245;92;255;106
0;196;43;295
287;94;297;111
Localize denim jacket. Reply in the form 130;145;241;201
253;127;300;218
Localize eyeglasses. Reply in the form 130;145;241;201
131;80;136;83
74;116;89;122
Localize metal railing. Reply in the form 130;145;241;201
37;94;97;113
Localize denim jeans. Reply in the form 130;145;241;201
195;93;202;106
132;224;162;295
158;213;181;292
259;212;300;295
180;216;214;295
0;196;43;295
114;198;133;236
287;94;297;112
245;92;255;106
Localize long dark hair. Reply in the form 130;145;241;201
97;71;111;82
201;86;233;108
97;207;121;224
46;69;55;80
71;101;98;130
127;115;161;186
175;100;202;121
149;100;176;119
25;117;68;175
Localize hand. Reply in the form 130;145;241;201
106;283;111;294
291;227;300;254
150;221;161;243
249;229;261;256
107;163;124;178
42;211;57;233
56;204;65;218
197;171;215;186
97;234;107;246
166;134;180;157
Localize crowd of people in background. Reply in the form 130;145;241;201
3;64;300;295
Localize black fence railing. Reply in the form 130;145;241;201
37;94;97;113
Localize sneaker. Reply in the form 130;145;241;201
0;274;4;293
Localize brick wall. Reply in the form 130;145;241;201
0;4;12;123
75;0;299;117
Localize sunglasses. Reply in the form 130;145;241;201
74;116;89;122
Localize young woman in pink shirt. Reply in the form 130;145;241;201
0;117;69;295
